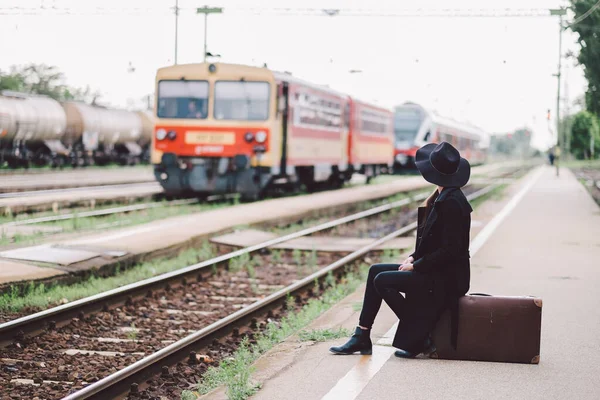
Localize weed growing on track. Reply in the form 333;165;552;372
0;242;218;312
127;323;139;341
292;248;302;265
182;267;368;400
298;327;352;342
229;252;250;273
271;250;282;263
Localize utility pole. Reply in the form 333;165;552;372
550;8;566;176
174;0;179;64
197;6;223;62
564;62;571;156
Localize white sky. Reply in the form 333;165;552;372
0;0;587;150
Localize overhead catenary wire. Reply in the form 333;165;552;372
0;6;563;17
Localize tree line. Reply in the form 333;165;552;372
567;0;600;159
0;63;101;104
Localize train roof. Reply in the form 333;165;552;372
395;102;487;138
156;62;393;111
156;62;275;81
272;70;349;99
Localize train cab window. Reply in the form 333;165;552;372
394;108;423;146
157;80;208;119
423;131;431;141
214;81;270;121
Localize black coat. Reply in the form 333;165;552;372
392;187;472;351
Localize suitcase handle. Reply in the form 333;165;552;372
468;292;492;296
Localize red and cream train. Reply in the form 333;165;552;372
152;63;487;199
152;63;395;199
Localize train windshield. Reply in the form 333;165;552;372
157;80;209;119
394;108;423;145
214;81;270;121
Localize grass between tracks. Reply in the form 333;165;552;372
468;184;508;210
0;199;237;246
181;250;400;400
562;159;600;169
0;242;218;312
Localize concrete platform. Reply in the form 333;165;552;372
0;166;153;192
202;166;600;400
0;260;66;284
0;162;512;288
210;229;415;252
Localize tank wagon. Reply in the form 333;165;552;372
0;91;153;168
151;62;395;200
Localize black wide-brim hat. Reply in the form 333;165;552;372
415;142;470;187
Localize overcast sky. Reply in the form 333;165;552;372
0;0;585;150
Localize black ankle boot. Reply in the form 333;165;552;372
394;336;436;359
329;327;372;355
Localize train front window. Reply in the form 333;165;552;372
394;109;423;146
157;80;209;119
214;81;270;121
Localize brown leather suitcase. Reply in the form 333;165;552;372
430;294;542;364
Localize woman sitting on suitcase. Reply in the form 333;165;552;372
330;142;472;358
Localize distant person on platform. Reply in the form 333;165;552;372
548;147;556;166
330;142;472;358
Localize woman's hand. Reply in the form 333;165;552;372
399;263;414;272
401;256;414;265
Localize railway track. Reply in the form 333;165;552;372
0;182;500;400
0;168;155;194
1;194;237;229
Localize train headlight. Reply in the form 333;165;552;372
167;130;177;140
244;132;254;143
156;129;167;140
255;131;267;143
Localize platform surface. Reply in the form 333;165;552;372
0;260;66;284
210;229;415;252
213;166;600;400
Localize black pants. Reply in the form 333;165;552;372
358;263;432;329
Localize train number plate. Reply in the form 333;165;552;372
185;131;235;145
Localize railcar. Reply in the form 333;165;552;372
393;102;488;170
0;91;153;168
63;102;145;166
0;92;68;168
349;99;394;181
152;62;394;199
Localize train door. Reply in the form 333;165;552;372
277;81;290;179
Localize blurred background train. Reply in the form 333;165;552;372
393;102;489;171
0;91;153;168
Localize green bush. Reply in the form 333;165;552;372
570;111;600;160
